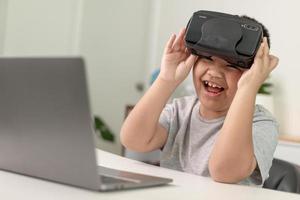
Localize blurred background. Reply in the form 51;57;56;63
0;0;299;156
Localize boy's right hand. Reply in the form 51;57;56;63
158;28;198;87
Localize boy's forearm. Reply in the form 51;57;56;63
209;86;258;183
120;77;176;150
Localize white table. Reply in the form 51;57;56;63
0;149;299;200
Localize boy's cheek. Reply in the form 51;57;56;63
193;63;208;77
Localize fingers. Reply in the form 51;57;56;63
263;37;269;56
254;37;273;65
252;37;279;75
172;28;186;51
164;34;176;54
269;55;279;70
179;28;187;51
163;28;187;54
261;37;278;70
255;39;265;59
185;54;198;68
262;37;270;67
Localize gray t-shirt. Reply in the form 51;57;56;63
159;95;278;186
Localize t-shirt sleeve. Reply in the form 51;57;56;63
158;103;173;133
248;106;279;185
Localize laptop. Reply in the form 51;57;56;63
0;57;172;191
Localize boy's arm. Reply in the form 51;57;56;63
120;78;175;152
208;38;279;183
120;28;197;152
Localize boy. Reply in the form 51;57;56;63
120;16;279;186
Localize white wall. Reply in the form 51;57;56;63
0;0;7;54
147;0;300;136
1;0;81;56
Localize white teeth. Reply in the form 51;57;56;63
205;81;222;89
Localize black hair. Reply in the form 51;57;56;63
240;15;271;48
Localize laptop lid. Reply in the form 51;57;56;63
0;57;100;190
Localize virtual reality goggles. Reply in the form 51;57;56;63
185;10;263;69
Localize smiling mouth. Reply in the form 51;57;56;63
203;80;224;95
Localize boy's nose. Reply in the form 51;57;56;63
206;66;223;79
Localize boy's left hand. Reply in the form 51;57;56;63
237;37;279;92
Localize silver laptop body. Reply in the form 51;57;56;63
0;57;172;191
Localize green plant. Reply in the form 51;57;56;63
94;116;115;142
258;82;273;95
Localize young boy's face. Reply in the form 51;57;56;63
193;56;244;115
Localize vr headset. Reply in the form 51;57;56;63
185;10;263;69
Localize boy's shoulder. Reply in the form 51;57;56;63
254;104;277;123
165;95;198;117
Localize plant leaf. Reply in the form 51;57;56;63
94;116;115;142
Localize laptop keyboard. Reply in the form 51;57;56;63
100;175;137;184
